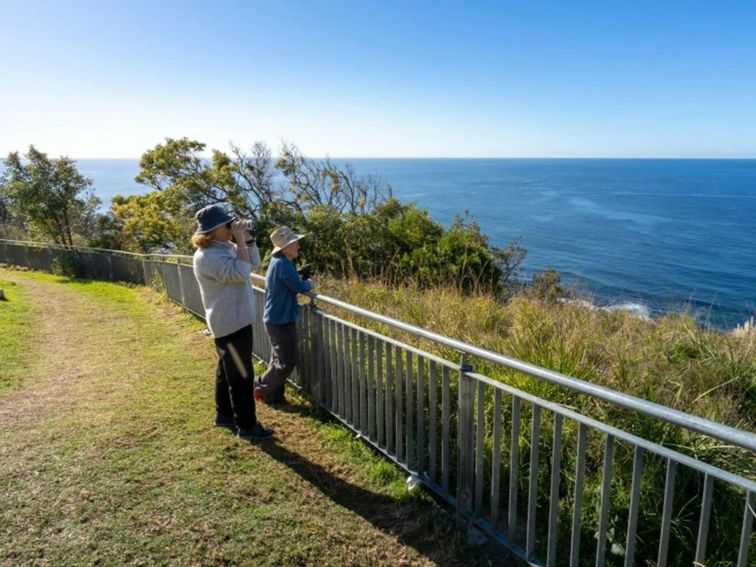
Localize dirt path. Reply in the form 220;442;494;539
0;274;116;425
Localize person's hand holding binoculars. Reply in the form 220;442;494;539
230;220;256;244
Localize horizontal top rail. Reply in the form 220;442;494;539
249;273;756;453
0;238;195;261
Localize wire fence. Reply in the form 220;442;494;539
1;238;754;567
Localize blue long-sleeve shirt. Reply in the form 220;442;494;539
263;252;312;324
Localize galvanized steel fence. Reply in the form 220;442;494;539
2;238;754;567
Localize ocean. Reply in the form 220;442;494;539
74;158;756;329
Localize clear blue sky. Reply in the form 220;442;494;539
1;0;755;158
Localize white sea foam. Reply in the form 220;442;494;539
604;302;652;320
560;298;652;321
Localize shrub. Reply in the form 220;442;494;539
50;250;84;278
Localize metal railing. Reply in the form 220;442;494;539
1;238;754;567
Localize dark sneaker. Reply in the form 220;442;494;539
268;397;292;407
237;423;274;442
214;413;236;429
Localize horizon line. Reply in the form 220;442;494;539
64;155;756;161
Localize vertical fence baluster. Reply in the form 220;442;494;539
368;335;375;439
526;404;541;560
395;347;404;463
547;413;563;567
417;355;426;477
624;446;644;567
474;381;485;516
595;435;615;567
341;325;352;423
342;324;350;420
429;360;437;483
295;309;304;388
315;312;325;404
570;423;588;567
442;365;451;493
343;326;351;423
406;351;414;471
508;396;521;544
695;474;714;566
298;308;308;389
456;356;474;531
491;389;503;530
376;340;384;448
737;491;754;567
351;328;359;428
176;263;187;311
359;332;367;434
318;312;326;403
342;323;350;418
329;319;336;407
385;343;394;454
657;459;677;567
316;310;333;409
309;310;319;401
325;319;339;413
334;322;343;416
302;306;310;389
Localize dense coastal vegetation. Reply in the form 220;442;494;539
2;141;754;564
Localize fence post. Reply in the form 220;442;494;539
308;298;323;403
456;353;475;532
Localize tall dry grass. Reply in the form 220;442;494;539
322;277;754;433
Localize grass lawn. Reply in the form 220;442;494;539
0;268;497;566
0;275;39;393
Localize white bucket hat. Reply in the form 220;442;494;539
270;226;305;254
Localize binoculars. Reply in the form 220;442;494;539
297;265;314;281
229;220;256;242
238;220;256;240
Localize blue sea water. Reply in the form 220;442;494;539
76;158;756;329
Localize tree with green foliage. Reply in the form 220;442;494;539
108;137;526;294
0;194;26;240
111;138;392;253
0;146;101;246
112;138;281;252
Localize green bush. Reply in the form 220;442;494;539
50;250;84;278
278;198;522;295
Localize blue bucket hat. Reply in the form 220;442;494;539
194;204;235;234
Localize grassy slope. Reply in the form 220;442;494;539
0;269;494;566
321;278;755;436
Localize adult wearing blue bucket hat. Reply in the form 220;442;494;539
192;204;273;442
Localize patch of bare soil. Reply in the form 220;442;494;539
0;274;100;426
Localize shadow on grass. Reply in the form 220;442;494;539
256;399;504;566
